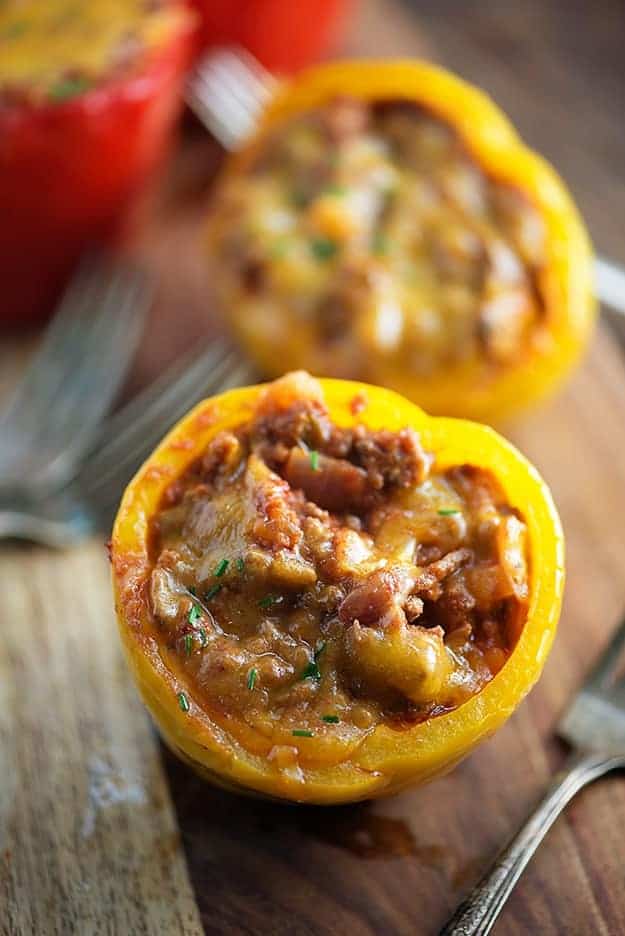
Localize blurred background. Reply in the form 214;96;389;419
2;0;624;386
3;2;625;935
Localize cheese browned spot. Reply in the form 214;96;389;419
146;373;529;750
0;0;189;103
209;98;546;381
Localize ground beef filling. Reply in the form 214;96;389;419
148;374;529;750
211;97;546;380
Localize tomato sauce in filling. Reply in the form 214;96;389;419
210;97;546;381
147;373;529;751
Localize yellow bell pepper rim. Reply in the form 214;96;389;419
208;59;596;424
112;377;564;804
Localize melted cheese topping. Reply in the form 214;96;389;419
209;100;547;382
147;373;529;752
0;0;189;100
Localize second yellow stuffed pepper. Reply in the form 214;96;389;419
206;59;595;423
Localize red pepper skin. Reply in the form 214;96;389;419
0;25;193;328
186;0;354;73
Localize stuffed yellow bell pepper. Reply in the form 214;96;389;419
206;59;595;423
111;372;563;804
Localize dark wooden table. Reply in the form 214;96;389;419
3;1;625;934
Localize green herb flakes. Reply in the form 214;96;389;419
205;583;222;601
270;238;290;260
177;692;190;713
247;668;258;691
310;238;338;261
184;634;193;656
198;628;208;648
292;729;314;738
214;558;229;578
291;189;308;209
301;660;321;680
372;232;390;256
4;21;28;40
259;594;281;609
437;508;460;516
309;449;320;471
236;557;245;573
300;640;326;681
188;604;202;625
322;714;340;724
49;76;92;103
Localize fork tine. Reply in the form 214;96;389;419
186;45;277;150
83;351;256;521
0;254;105;437
3;257;149;490
584;611;625;689
33;262;150;482
79;341;255;502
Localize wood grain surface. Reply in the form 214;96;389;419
3;1;625;933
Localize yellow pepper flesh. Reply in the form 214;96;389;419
111;378;564;804
207;59;595;424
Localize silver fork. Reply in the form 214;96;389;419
0;253;149;494
0;338;256;547
441;617;625;936
186;46;625;318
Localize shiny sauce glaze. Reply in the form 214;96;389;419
147;373;529;758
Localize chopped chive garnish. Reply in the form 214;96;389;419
177;692;190;713
372;232;390;256
236;557;245;573
4;21;28;39
291;189;308;209
309;449;320;471
322;714;340;724
188;604;202;625
205;583;222;601
292;729;314;738
184;634;193;656
214;558;229;578
270;238;290;260
310;238;338;261
247;668;258;690
438;508;460;516
49;76;92;102
189;586;197;596
259;594;281;609
300;640;326;680
198;628;208;647
301;660;321;680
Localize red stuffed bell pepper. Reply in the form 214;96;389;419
186;0;354;73
0;1;194;327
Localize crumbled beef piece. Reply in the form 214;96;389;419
248;455;303;553
350;425;431;489
321;97;370;142
339;567;415;628
201;432;244;486
412;549;473;601
284;447;368;513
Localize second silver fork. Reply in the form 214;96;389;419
441;616;625;936
0;338;255;547
0;253;149;495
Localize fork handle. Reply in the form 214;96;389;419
440;749;625;936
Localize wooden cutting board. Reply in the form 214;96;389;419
3;1;625;933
